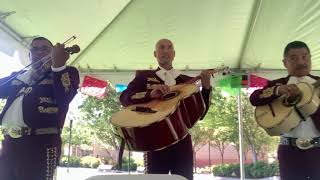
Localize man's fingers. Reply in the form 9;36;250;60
164;85;170;92
285;85;300;97
159;86;169;94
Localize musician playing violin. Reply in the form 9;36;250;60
250;41;320;179
120;39;212;180
0;37;79;180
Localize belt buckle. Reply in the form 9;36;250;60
296;138;313;150
7;128;22;138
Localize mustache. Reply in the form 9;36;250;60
295;64;308;69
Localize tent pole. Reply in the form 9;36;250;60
67;118;73;173
237;88;245;180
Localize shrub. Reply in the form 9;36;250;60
212;164;239;177
81;156;101;168
246;161;279;178
121;157;137;171
59;155;81;167
213;161;279;179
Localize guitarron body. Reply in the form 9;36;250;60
255;82;320;136
111;84;206;151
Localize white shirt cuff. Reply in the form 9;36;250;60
51;65;66;72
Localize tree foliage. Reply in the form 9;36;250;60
240;92;278;162
76;85;278;165
61;119;93;147
79;84;122;156
192;88;278;164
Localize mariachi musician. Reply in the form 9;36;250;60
250;41;320;179
120;39;212;180
0;37;80;180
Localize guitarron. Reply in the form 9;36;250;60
255;81;320;136
111;67;229;151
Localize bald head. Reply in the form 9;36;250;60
154;39;175;70
155;39;174;49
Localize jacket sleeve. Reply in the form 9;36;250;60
119;73;152;107
310;76;320;130
52;66;80;106
200;87;212;119
249;80;281;106
310;106;320;129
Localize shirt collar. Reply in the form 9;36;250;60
157;66;181;79
288;75;315;84
155;66;182;86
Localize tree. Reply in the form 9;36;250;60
190;121;211;171
79;84;122;162
201;88;278;164
203;88;236;164
240;92;278;163
61;119;93;147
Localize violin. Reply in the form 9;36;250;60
0;36;80;86
32;44;80;78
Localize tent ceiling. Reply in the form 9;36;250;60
2;0;320;72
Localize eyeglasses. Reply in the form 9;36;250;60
30;46;52;52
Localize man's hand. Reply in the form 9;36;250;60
277;84;300;97
150;84;170;99
51;43;70;68
200;70;212;89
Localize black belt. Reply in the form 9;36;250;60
280;136;320;150
2;127;61;138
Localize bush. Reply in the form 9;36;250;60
81;156;101;168
213;161;279;179
196;166;215;173
59;156;81;167
121;157;137;171
212;164;239;177
246;161;279;178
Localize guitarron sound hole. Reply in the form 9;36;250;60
162;91;180;100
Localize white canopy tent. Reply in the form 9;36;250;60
1;1;320;179
1;0;320;83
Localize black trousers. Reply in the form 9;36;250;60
278;145;320;180
144;134;193;180
0;134;61;180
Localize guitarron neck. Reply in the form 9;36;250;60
185;76;202;84
184;67;230;84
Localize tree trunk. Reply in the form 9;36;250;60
221;151;224;165
250;143;258;164
193;150;197;173
75;146;78;156
208;141;211;169
219;142;225;165
233;145;241;163
105;149;115;163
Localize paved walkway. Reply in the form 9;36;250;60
56;167;280;180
